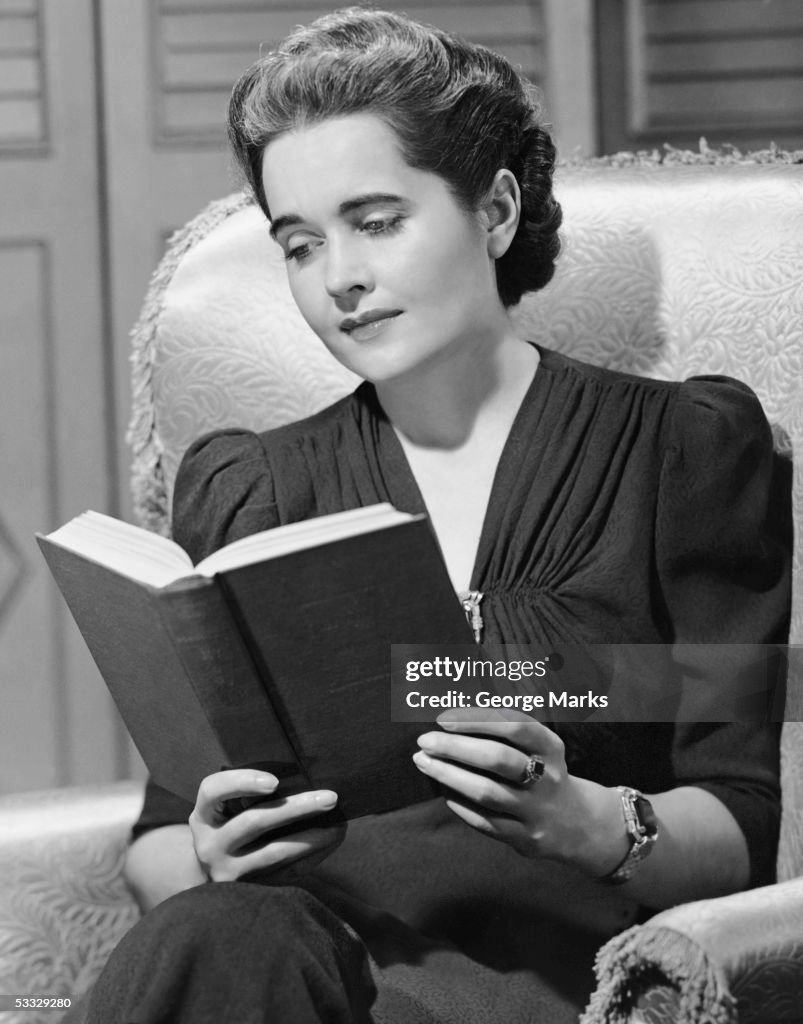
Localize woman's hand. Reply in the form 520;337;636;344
189;769;346;883
412;708;627;876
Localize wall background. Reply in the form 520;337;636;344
0;0;800;795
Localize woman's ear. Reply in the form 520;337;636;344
480;169;521;259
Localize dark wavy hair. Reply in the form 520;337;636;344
228;6;561;307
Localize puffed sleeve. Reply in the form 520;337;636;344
656;377;792;887
132;428;279;837
171;428;280;563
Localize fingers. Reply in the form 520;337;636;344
190;769;343;883
412;749;520;814
434;707;564;758
413;744;549;860
412;711;578;863
213;825;345;883
217;789;339;853
194;769;280;825
416;732;531;786
416;708;562;788
413;709;562;818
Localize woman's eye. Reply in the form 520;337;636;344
360;215;403;235
285;243;313;263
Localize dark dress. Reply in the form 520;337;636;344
91;346;790;1024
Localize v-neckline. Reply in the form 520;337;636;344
356;343;552;591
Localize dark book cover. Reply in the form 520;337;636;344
37;538;298;803
217;517;472;818
38;516;471;817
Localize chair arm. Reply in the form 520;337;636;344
0;782;144;1009
582;877;803;1024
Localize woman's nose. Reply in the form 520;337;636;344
324;240;374;299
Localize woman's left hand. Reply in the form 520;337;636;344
413;707;625;873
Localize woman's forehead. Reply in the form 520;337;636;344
262;114;441;220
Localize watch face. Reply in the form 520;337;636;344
635;795;658;837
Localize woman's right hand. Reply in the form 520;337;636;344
189;769;345;883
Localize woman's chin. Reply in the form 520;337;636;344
327;348;419;386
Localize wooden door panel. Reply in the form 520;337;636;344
0;241;60;791
597;0;803;153
0;0;121;793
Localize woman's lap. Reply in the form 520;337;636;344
67;882;595;1024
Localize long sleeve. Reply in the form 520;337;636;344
655;376;792;887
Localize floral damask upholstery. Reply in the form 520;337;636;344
0;784;142;1024
3;157;801;1024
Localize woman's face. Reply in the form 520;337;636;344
261;113;506;384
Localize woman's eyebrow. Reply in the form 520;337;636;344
270;193;408;241
338;192;408;215
269;214;303;241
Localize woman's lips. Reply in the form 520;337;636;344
340;310;402;341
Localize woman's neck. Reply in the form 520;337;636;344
375;331;539;451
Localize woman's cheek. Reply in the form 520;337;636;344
288;276;324;334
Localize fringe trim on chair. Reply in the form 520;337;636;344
580;924;738;1024
127;190;257;534
560;139;803;168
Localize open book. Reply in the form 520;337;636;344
38;504;472;817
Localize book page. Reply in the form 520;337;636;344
43;511;193;588
196;503;420;576
44;505;421;588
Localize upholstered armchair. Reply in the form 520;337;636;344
1;154;801;1024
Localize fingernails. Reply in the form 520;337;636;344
256;775;278;792
416;736;434;753
315;791;338;809
412;751;432;769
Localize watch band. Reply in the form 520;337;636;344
601;786;659;885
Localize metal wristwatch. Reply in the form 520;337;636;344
602;786;659;885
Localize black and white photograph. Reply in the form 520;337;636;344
0;2;801;1022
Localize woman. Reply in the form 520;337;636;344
82;8;789;1023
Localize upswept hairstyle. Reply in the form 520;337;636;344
228;6;562;307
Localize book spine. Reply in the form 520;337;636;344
157;579;306;788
